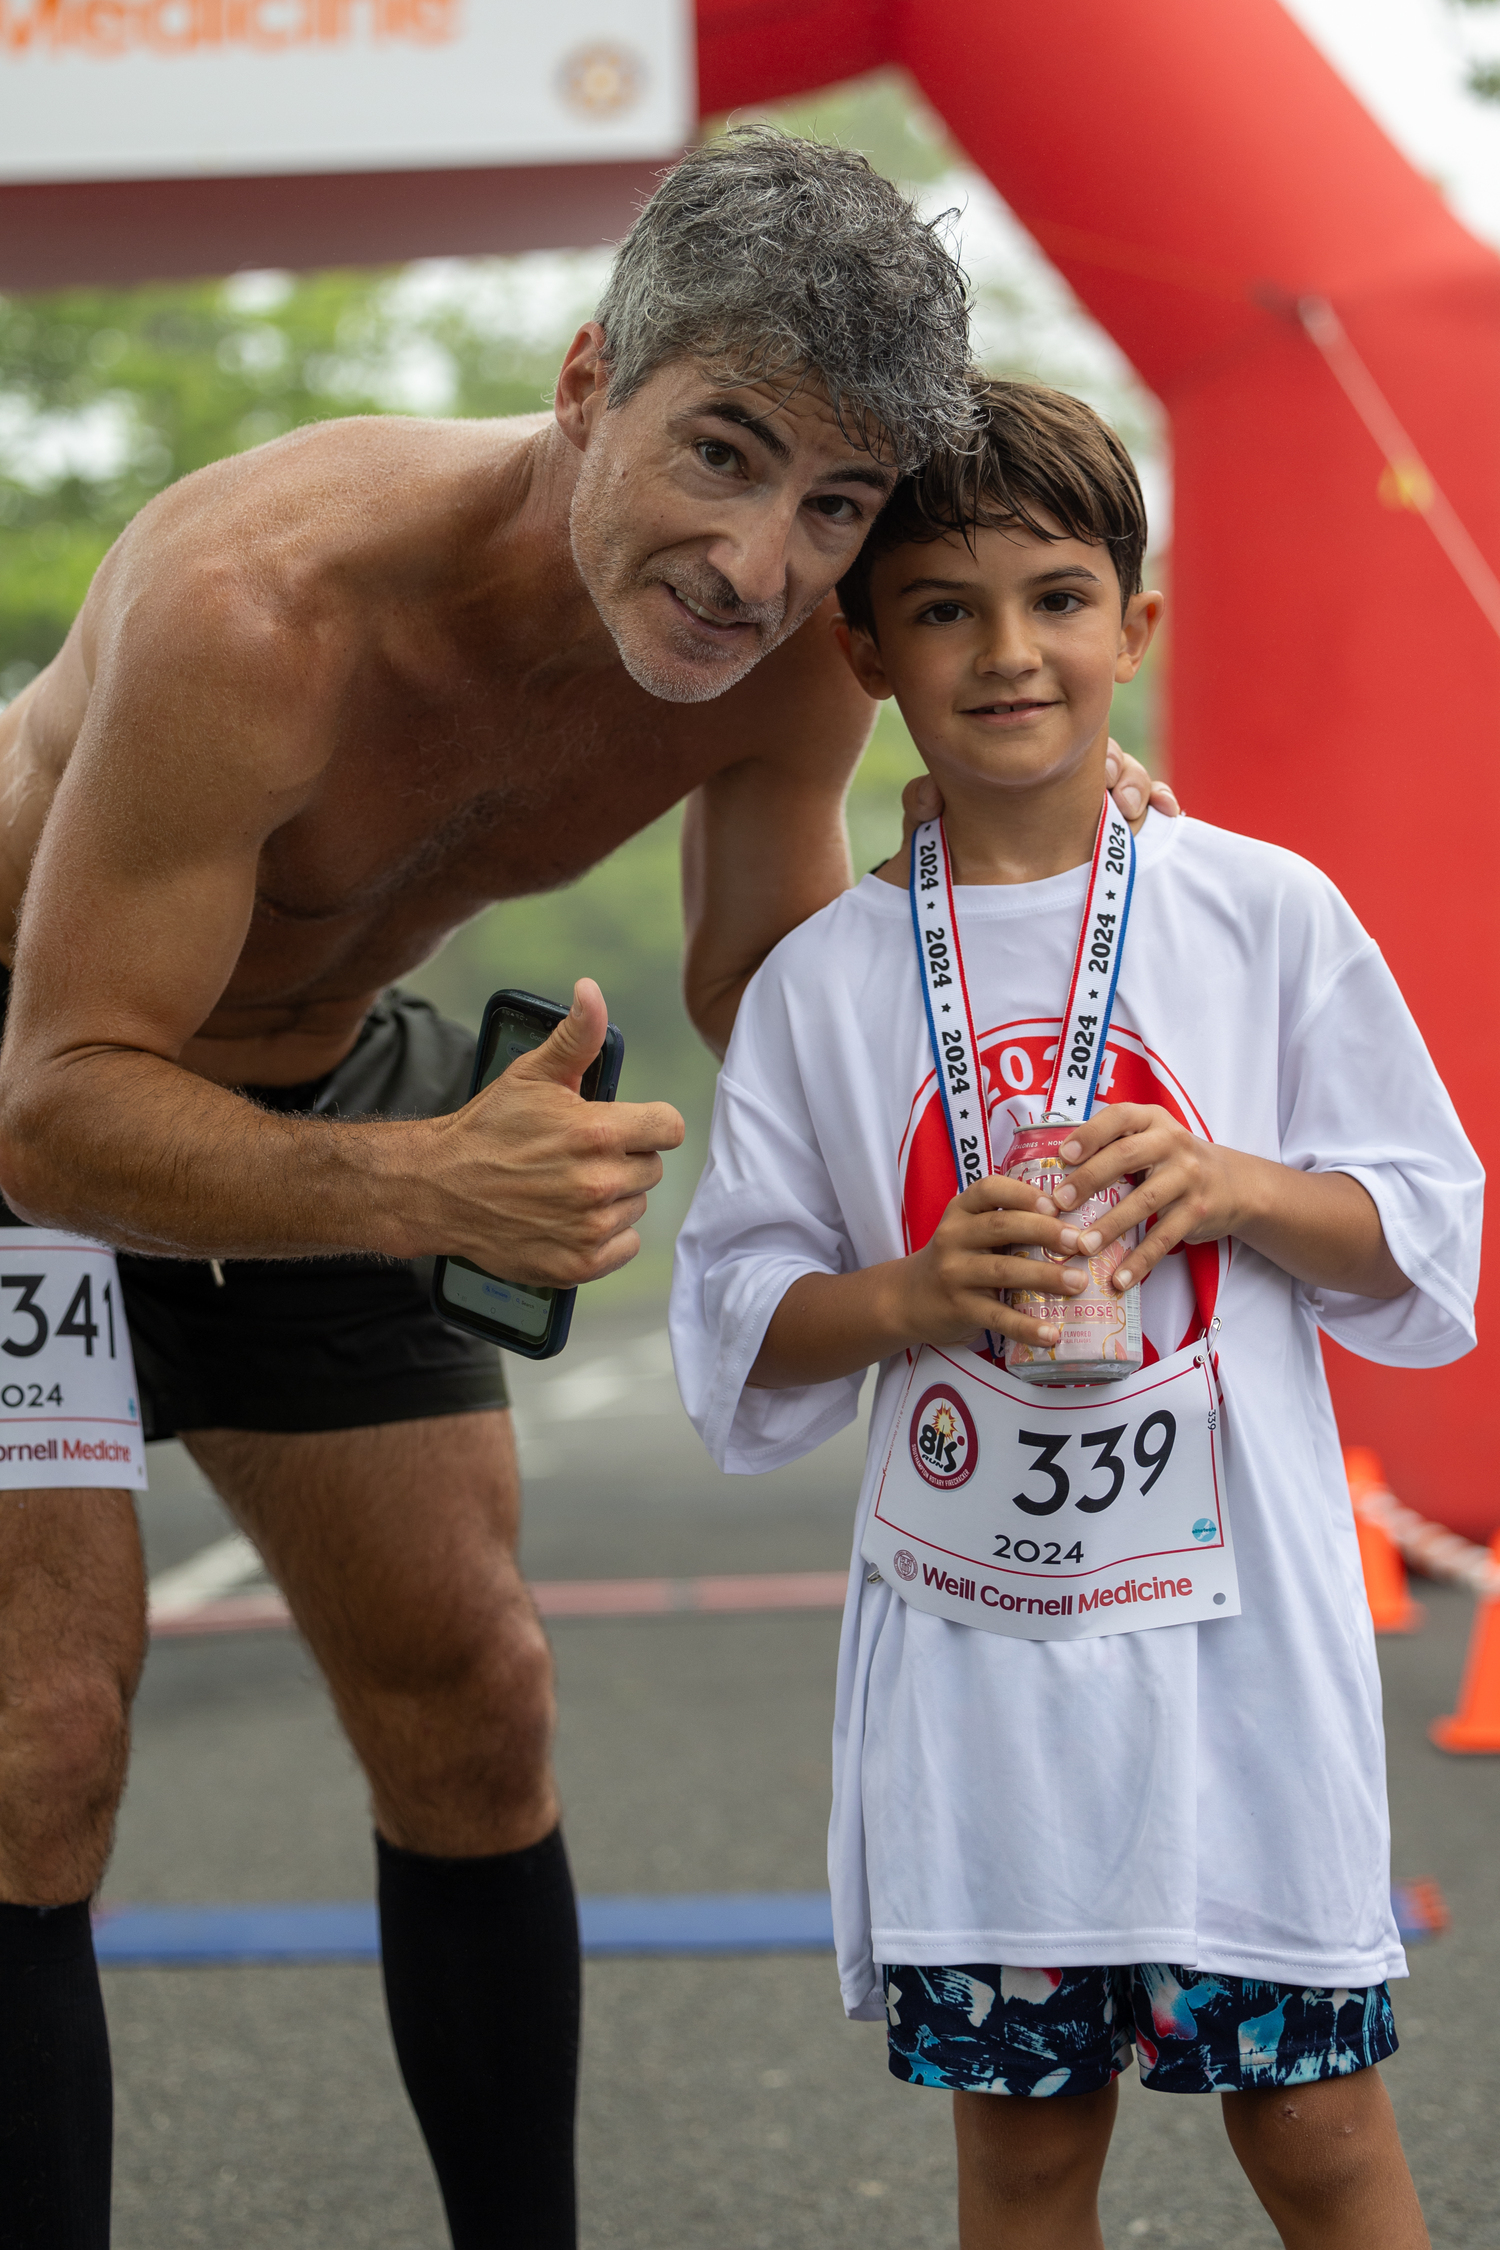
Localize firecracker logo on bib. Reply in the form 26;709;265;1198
909;1385;979;1490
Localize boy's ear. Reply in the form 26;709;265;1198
833;615;895;701
1115;588;1165;684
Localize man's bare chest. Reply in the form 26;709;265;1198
247;682;719;942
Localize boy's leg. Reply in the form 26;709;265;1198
1127;1969;1425;2250
1221;2069;1428;2250
883;1965;1130;2250
954;2080;1117;2250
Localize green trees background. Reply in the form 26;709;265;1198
0;73;1162;1295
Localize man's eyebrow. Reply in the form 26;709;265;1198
685;399;895;494
687;399;793;463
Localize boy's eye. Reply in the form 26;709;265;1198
917;602;969;625
1038;590;1085;614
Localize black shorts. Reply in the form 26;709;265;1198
0;983;509;1440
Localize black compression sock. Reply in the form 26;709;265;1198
0;1901;112;2250
377;1826;580;2250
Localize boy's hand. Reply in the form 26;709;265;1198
1047;1106;1237;1290
894;1174;1092;1349
1049;1106;1413;1302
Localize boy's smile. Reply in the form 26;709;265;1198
843;516;1162;883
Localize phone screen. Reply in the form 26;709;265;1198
439;1007;556;1341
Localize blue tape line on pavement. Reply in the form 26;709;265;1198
95;1901;377;1966
582;1892;835;1956
92;1885;1433;1967
93;1891;837;1967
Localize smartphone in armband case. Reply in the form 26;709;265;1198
431;988;624;1360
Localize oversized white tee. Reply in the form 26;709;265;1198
670;813;1481;2019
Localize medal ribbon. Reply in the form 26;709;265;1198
909;794;1137;1187
909;818;995;1192
1045;792;1135;1123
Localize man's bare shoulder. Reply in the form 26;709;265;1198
60;412;552;751
92;411;549;622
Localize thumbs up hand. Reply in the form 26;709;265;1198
424;979;685;1286
508;978;612;1097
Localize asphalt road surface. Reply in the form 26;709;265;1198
101;1298;1500;2248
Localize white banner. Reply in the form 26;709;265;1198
0;1233;147;1489
0;0;692;183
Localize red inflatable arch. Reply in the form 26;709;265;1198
4;1;1497;1530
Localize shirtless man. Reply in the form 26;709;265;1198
0;129;1172;2248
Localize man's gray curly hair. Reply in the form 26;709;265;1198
594;127;976;472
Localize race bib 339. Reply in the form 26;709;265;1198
862;1340;1237;1641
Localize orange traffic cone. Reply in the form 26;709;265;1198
1430;1534;1500;1754
1344;1447;1422;1633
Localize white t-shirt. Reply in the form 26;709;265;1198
670;813;1481;2019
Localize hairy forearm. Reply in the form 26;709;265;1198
0;1047;431;1260
1221;1156;1409;1299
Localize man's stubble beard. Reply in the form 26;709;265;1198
569;481;809;706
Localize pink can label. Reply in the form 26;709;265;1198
1001;1124;1142;1382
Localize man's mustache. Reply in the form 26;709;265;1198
656;565;786;636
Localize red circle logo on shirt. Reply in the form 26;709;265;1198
909;1384;979;1490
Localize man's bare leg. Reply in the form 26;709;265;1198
1221;2070;1429;2249
184;1410;575;2250
952;2081;1117;2249
0;1487;145;2250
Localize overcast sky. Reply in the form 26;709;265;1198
927;0;1500;539
1283;0;1500;244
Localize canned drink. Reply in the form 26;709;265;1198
1001;1121;1143;1382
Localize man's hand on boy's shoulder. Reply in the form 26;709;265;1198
898;743;1179;846
1106;744;1180;827
1048;1106;1413;1303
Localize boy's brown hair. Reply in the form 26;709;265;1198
838;377;1148;636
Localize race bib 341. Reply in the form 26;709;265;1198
0;1233;146;1489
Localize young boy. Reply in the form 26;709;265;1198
669;381;1479;2248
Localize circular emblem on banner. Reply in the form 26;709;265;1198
894;1548;918;1582
909;1384;979;1490
558;42;645;117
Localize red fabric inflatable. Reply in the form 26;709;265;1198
700;0;1500;1536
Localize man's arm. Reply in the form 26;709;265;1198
681;602;874;1058
0;571;680;1279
